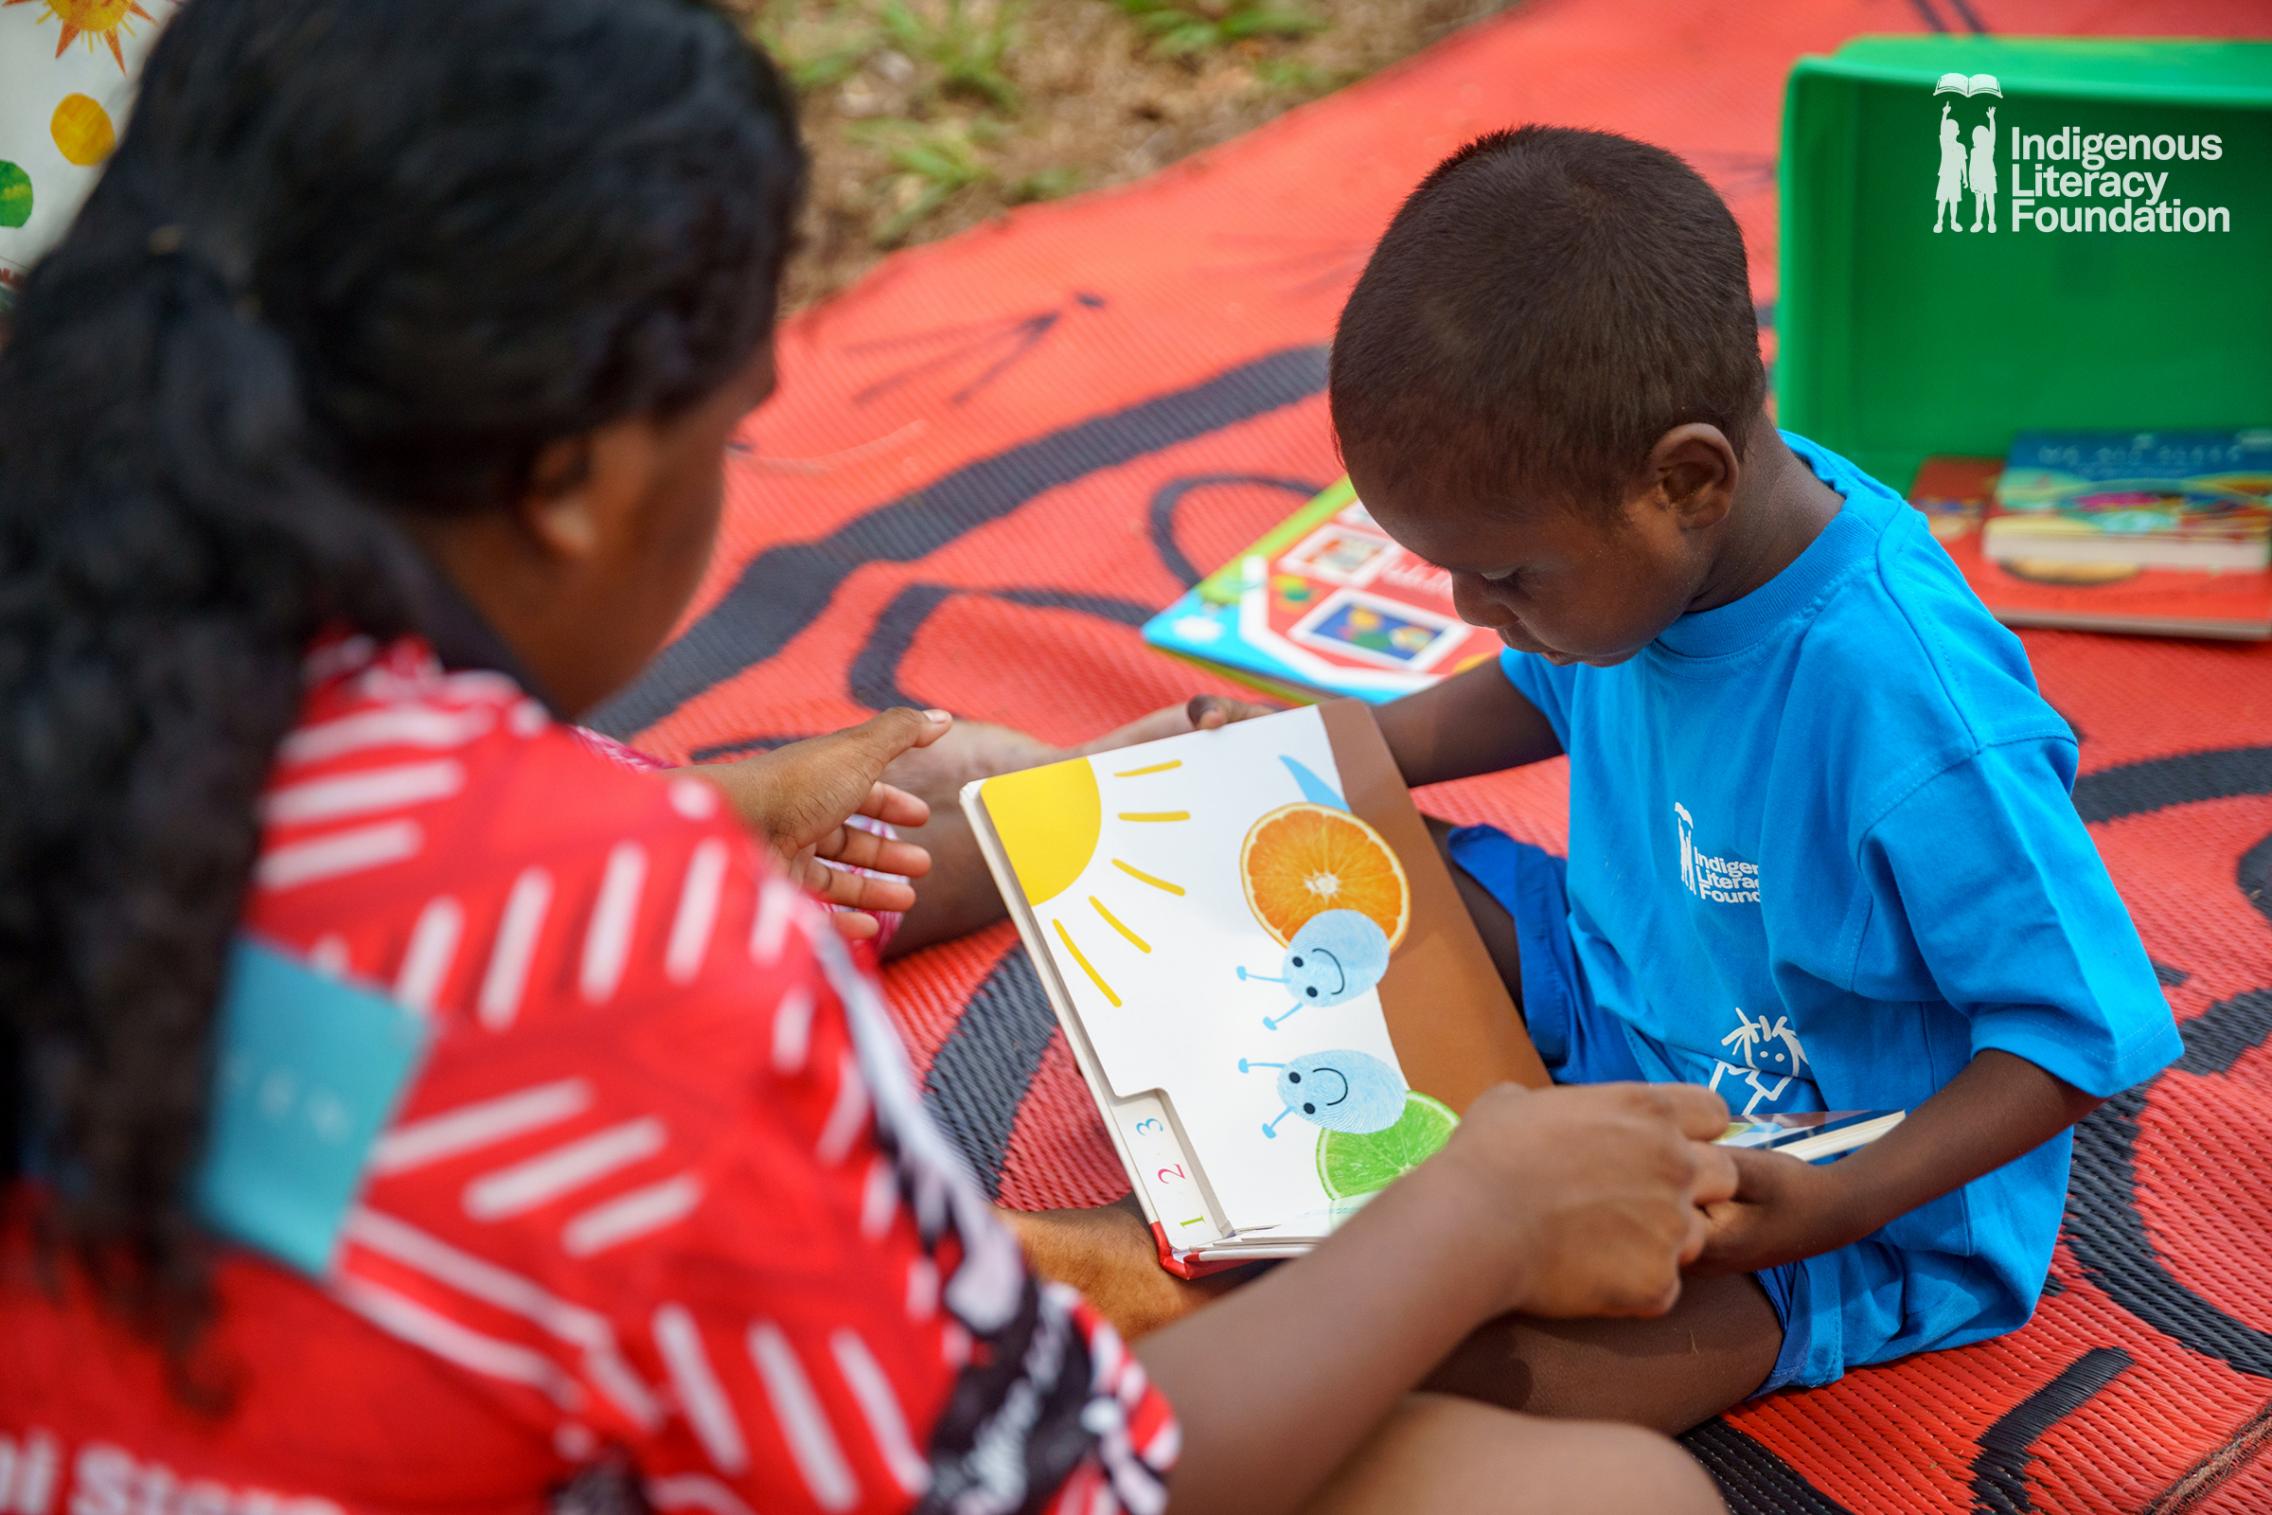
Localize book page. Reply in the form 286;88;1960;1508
974;705;1532;1234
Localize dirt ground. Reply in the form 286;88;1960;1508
752;0;1513;307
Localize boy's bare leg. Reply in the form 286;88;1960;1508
1006;1191;1778;1433
1420;814;1784;1432
1422;1275;1781;1434
1426;814;1526;991
1312;1394;1725;1515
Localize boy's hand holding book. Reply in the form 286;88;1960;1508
1692;1050;2103;1278
1689;1143;1859;1276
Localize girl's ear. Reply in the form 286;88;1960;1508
520;421;656;561
519;436;600;558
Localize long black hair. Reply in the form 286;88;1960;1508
0;0;803;1347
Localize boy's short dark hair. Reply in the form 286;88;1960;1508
1329;126;1765;511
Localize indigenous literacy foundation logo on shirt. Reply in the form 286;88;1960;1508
1712;1009;1810;1118
1929;70;2232;237
1674;803;1760;905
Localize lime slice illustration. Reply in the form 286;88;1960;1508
1316;1092;1457;1201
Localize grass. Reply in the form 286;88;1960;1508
882;0;1021;111
752;9;879;91
849;118;998;246
1250;55;1362;95
1008;166;1085;205
756;0;1032;250
1107;0;1327;58
757;0;1510;304
761;0;1340;250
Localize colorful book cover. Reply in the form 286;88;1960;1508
1987;429;2272;572
961;702;1545;1274
1144;480;1503;704
1912;456;2272;641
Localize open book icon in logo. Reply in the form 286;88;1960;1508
1934;72;2003;98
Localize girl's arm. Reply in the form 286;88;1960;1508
1139;1082;1738;1515
554;869;1732;1515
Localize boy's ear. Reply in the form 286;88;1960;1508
518;421;658;562
1648;424;1740;531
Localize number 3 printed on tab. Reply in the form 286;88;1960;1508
1133;1118;1164;1136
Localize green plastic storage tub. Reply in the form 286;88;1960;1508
1776;37;2272;490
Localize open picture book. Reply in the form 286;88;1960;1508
963;703;1904;1276
963;702;1547;1274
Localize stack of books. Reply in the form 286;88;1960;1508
1912;430;2272;640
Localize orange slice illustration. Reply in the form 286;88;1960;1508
1239;802;1409;950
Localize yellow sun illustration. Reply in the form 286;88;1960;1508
981;755;1190;1008
6;0;162;72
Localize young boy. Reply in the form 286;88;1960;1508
1012;125;2182;1433
1334;125;2180;1428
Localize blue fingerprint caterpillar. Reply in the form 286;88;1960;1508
1237;1049;1406;1139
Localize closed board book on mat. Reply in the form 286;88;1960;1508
1141;480;1504;704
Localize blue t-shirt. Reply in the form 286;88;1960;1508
1498;432;2182;1381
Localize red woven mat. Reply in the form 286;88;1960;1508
598;1;2272;1506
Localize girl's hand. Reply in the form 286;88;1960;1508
1691;1145;1864;1276
1435;1082;1738;1320
690;708;952;937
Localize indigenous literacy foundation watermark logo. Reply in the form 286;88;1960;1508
1674;803;1760;906
1929;70;2232;236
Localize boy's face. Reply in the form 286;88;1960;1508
1352;465;1711;667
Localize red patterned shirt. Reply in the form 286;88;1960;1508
1;634;1176;1515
